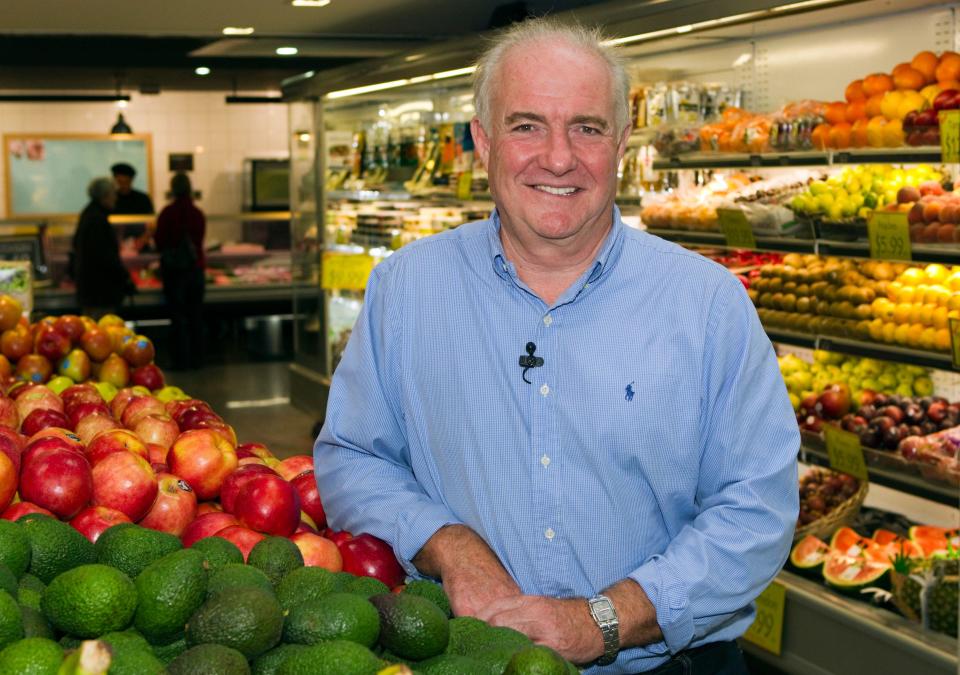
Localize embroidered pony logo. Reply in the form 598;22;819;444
625;382;635;402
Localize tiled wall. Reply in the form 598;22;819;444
0;91;290;219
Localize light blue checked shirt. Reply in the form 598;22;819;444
315;208;799;673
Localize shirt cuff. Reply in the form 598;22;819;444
393;502;463;579
629;555;695;654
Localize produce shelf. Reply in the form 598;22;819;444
742;569;956;675
766;328;955;371
799;442;958;506
817;239;960;265
652;147;943;171
644;228;817;253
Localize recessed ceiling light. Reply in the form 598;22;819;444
195;66;211;76
291;0;330;6
675;25;693;33
276;46;299;56
222;26;255;35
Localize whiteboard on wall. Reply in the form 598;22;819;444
3;134;153;217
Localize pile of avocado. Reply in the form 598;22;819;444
0;516;578;675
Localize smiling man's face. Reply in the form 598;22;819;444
472;39;629;252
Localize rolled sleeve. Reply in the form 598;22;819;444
629;555;694;654
394;504;462;577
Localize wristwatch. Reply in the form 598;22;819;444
587;594;620;666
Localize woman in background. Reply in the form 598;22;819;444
154;172;205;370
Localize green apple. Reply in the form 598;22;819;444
93;381;118;403
47;375;74;395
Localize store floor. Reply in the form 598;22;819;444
165;361;319;459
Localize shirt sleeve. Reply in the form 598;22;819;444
629;277;799;654
313;263;462;576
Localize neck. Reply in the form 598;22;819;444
499;214;613;306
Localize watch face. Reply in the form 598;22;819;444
594;605;616;622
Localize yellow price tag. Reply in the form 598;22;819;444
867;211;911;261
321;252;375;291
717;208;756;250
940;110;960;163
950;317;960;370
456;171;473;201
824;424;868;482
742;581;786;655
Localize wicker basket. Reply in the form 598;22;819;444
793;467;869;543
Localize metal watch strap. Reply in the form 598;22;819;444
588;594;620;666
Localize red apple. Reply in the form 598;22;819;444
91;451;158;521
0;435;20;475
120;396;166;429
35;328;70;363
138;473;197;536
110;388;140;419
290;471;327;530
196;502;223;516
0;426;25;451
16;355;52;385
147;443;168;466
236;442;273;460
61;384;102;406
21;408;71;436
55;315;86;344
85;428;149;466
327;530;354;547
80;328;113;362
176;407;223;431
121;335;155;368
0;450;15;512
69;505;131;543
132;414;179;449
131;364;164;391
214;525;265;561
238;457;267;467
220;464;277;514
166;399;212;422
297;516;318;534
8;382;37;400
338;533;405;588
276;455;313;481
290;532;343;571
15;386;63;421
74;414;120;445
19;448;93;519
65;401;110;429
1;501;54;520
0;397;18;430
167;429;238;501
234;474;301;536
199;421;238;447
24;431;85;461
181;511;239;547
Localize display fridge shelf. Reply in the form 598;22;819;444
652;147;943;171
643;228;817;253
766;328;955;371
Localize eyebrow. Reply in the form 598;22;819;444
504;112;610;131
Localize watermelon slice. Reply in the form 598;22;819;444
830;527;872;557
789;535;831;576
823;551;890;593
872;529;900;546
866;538;924;565
909;526;960;557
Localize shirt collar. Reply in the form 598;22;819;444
487;205;626;285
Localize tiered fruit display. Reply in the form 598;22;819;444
788;164;944;221
789;525;958;638
797;467;861;526
898;425;960;484
753;255;960;353
893;179;960;243
832;392;959;450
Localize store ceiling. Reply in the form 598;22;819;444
0;0;609;92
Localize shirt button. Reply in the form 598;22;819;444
543;314;553;326
545;528;555;540
539;384;550;396
540;454;550;467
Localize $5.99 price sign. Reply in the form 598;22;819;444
717;208;757;250
742;581;786;655
824;424;869;482
867;211;911;262
321;252;375;291
940;110;960;164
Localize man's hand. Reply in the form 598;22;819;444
412;525;520;617
479;595;603;665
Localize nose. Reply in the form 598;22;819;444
539;129;577;174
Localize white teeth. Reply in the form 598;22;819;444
534;185;577;196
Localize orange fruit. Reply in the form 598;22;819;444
938;79;960;91
829;122;853;149
865;93;884;118
893;65;926;91
936;53;960;84
844;100;867;122
921;83;943;104
845;79;866;103
912;51;939;83
811;123;831;150
825;101;848;125
863;73;895;97
850;119;869;147
881;118;904;147
866;116;887;147
0;296;21;332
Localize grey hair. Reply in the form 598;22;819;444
171;172;192;198
87;177;115;203
472;17;631;135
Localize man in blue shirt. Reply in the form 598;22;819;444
315;17;799;674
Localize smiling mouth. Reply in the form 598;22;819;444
532;184;580;196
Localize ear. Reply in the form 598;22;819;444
471;117;490;168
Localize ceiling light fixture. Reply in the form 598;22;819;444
675;25;694;33
222;26;255;35
772;0;838;11
110;113;132;134
326;66;477;100
291;0;330;6
276;46;299;56
195;66;211;76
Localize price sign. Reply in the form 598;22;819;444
950;317;960;370
741;581;786;655
717;208;756;250
867;211;911;261
824;424;868;482
940;110;960;163
321;252;374;291
456;171;473;201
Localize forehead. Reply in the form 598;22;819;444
491;40;614;121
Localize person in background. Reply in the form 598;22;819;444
71;177;136;318
111;162;154;249
154;172;205;370
314;17;799;674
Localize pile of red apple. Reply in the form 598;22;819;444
889;181;960;244
903;89;960;147
0;379;405;589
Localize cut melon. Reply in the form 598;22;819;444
789;535;830;575
830;527;872;557
909;526;959;557
823;551;890;593
872;529;900;546
866;539;924;566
